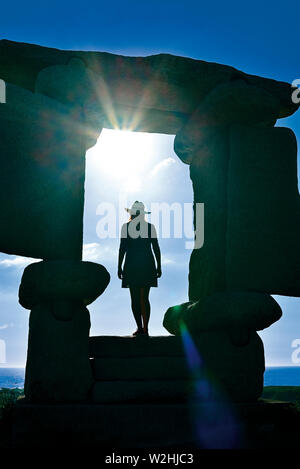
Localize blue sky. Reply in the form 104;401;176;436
0;0;299;367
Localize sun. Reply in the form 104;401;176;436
86;128;154;192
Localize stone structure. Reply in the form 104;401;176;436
0;39;299;403
19;260;110;401
89;334;264;403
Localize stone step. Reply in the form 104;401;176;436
89;331;265;403
91;380;192;404
89;335;184;358
91;356;189;381
12;398;299;448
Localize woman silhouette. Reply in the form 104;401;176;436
118;201;161;336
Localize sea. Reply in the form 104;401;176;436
0;366;299;389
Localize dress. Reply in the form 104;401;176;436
120;221;158;288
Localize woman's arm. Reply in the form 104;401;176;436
118;224;128;279
151;224;162;278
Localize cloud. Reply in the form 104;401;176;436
83;243;117;263
0;256;40;269
161;255;175;265
83;244;185;269
83;243;101;261
150;157;176;177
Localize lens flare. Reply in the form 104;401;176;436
179;320;243;449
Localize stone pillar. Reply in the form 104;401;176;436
0;65;108;403
166;80;300;401
174;79;300;300
163;291;283;402
19;260;110;402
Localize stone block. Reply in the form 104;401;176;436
0;84;85;260
91;380;192;404
89;335;184;358
174;81;280;163
188;128;229;300
180;123;300;301
90;332;265;403
91;356;189;381
1;39;297;122
19;260;110;309
25;302;93;402
12;398;298;449
226;125;300;295
11;400;196;448
163;292;282;336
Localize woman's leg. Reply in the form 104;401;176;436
129;286;143;331
140;287;151;333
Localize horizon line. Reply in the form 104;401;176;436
1;363;299;369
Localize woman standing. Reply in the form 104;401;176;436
118;201;161;336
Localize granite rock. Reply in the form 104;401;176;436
25;302;93;402
0;84;85;261
91;356;189;381
174;81;280;164
19;260;110;310
163;292;282;337
0;39;298;135
90;331;264;403
89;335;184;358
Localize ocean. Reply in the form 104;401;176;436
0;368;25;389
0;366;299;389
264;366;300;386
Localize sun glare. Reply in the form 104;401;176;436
87;129;155;192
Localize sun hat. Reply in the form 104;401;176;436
125;200;151;215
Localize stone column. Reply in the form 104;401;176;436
174;79;300;300
19;260;110;402
0;64;109;403
165;80;300;401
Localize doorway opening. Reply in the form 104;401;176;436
83;129;193;337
